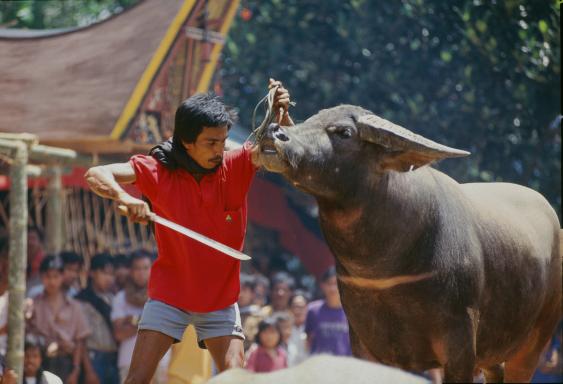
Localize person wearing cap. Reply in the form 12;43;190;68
85;79;293;382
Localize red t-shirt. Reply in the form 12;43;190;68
129;142;257;312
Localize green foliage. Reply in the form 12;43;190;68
220;0;561;217
0;1;559;217
0;0;138;29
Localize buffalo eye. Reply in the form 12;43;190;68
327;126;352;139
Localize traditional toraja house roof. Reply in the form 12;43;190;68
0;0;334;279
0;0;240;154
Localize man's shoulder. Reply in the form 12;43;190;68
307;299;324;312
129;154;162;174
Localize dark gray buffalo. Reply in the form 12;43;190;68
256;105;561;383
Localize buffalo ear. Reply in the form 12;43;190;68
357;114;470;172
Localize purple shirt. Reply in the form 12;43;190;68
305;299;352;356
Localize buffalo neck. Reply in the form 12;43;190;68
317;167;449;278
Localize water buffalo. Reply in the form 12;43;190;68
256;105;561;383
209;355;428;384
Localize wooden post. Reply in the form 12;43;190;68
7;141;28;380
46;166;63;255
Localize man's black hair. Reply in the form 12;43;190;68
174;93;237;144
60;251;83;266
90;252;114;271
271;271;295;291
321;266;337;283
39;255;63;273
130;249;153;264
240;273;257;290
113;253;131;268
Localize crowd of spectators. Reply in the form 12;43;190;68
0;227;170;384
0;225;560;383
0;226;352;383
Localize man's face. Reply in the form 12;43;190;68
290;295;308;326
131;257;151;287
63;263;81;288
41;269;63;294
91;265;115;293
271;282;292;311
183;126;228;169
321;276;340;301
115;266;130;287
238;285;255;307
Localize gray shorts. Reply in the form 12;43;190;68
138;299;245;349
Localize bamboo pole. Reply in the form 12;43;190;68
5;141;28;380
82;190;96;257
46;166;63;255
91;193;102;254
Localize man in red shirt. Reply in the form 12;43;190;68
85;79;292;383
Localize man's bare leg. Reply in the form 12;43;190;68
204;335;245;372
124;330;174;384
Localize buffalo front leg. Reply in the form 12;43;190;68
443;310;478;382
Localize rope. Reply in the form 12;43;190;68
247;85;296;143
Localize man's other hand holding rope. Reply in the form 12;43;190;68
269;78;294;126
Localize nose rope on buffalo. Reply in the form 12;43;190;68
247;85;296;144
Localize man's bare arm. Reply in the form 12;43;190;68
84;163;152;223
84;163;135;200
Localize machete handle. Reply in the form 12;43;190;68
117;204;155;223
117;204;128;216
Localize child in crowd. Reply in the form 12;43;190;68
245;317;287;373
23;334;63;384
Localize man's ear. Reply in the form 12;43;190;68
357;114;470;172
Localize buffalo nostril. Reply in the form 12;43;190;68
274;131;289;142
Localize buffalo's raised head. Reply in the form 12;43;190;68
257;105;469;199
